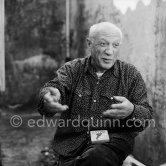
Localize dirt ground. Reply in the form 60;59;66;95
0;106;56;166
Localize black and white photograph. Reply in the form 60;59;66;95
0;0;166;166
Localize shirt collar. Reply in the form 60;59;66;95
112;60;119;78
84;55;119;78
84;55;91;73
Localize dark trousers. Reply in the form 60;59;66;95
58;140;130;166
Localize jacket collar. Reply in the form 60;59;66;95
84;55;119;78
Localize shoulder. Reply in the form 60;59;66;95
64;57;87;69
57;57;88;75
116;60;146;91
117;60;141;78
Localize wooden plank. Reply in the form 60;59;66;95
0;0;5;91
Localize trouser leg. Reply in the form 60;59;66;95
59;143;126;166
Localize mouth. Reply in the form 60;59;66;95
102;58;113;63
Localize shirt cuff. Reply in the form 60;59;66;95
129;104;145;130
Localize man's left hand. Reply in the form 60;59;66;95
103;96;134;119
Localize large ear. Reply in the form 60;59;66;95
86;38;92;48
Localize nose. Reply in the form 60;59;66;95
105;45;113;55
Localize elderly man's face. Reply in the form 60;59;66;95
89;29;121;73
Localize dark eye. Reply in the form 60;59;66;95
113;43;120;48
100;42;107;47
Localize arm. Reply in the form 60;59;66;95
38;62;74;117
127;68;153;131
103;66;153;132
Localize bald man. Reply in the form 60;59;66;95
38;22;153;166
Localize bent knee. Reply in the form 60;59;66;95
81;144;119;165
84;144;111;160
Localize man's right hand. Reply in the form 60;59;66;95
43;87;68;113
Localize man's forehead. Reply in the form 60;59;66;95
91;32;122;44
95;31;121;40
89;22;122;41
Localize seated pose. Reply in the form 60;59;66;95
38;22;153;166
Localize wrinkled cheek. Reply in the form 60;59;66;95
113;50;119;58
94;49;101;57
94;51;102;64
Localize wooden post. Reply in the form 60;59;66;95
0;0;5;92
66;0;70;61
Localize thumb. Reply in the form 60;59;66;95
49;87;61;100
52;95;60;102
113;96;125;102
44;92;54;103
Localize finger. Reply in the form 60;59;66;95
49;87;61;99
44;92;54;103
103;109;118;117
49;108;67;113
111;103;124;109
48;102;68;111
103;109;124;119
113;96;126;102
52;95;60;102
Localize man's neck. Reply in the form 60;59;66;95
96;72;104;79
90;57;106;73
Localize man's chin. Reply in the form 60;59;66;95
101;63;114;70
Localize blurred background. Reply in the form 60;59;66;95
0;0;166;165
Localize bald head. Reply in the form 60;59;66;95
88;22;122;43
